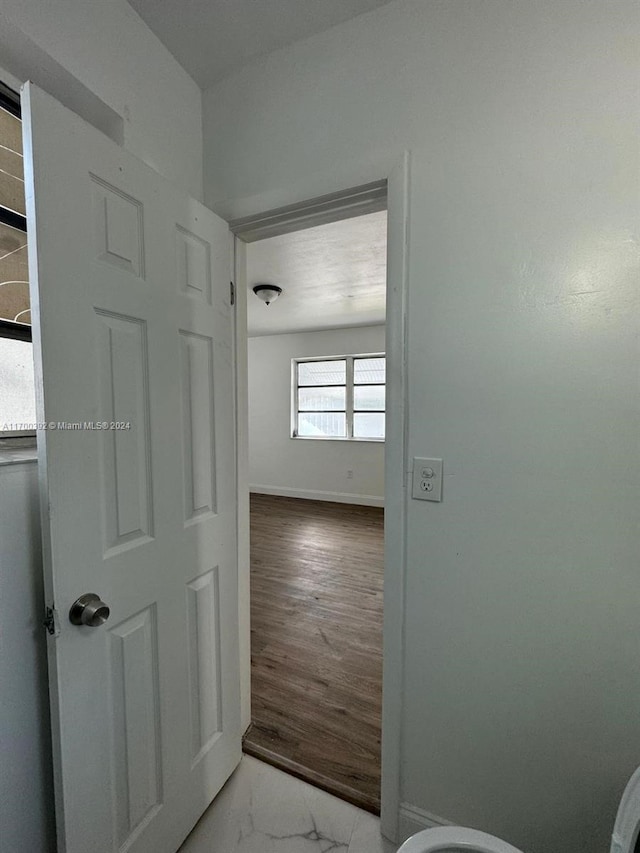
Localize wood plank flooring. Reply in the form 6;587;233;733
244;494;384;814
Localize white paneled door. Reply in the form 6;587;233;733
22;83;240;853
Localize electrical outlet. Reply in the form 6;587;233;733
346;469;353;479
411;457;443;502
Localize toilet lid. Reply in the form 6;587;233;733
612;767;640;853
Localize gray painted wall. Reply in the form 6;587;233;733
0;460;55;853
0;0;203;199
203;2;640;851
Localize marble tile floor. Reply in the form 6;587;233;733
179;755;398;853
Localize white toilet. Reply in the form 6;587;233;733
612;766;640;853
397;766;640;853
397;826;523;853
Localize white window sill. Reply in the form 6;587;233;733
291;435;384;443
0;436;37;466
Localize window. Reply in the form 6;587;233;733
292;354;385;441
0;81;36;438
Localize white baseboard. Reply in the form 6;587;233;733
249;484;384;508
398;802;451;843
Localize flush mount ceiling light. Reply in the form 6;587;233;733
252;283;282;306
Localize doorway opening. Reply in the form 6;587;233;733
235;199;388;814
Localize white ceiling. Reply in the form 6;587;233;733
246;210;387;337
127;0;393;87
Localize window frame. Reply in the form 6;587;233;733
0;81;35;443
0;81;31;344
291;352;386;442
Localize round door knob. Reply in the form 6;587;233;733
69;593;110;627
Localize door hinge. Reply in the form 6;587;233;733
43;605;59;636
230;281;235;306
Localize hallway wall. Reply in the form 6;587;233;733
0;0;202;198
0;460;54;853
203;3;640;851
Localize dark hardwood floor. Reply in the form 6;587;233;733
244;493;384;814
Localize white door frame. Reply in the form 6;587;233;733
230;153;410;843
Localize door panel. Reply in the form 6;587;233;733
186;567;223;763
22;83;240;853
96;310;154;553
110;606;163;847
179;330;217;522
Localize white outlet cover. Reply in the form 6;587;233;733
411;457;443;502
